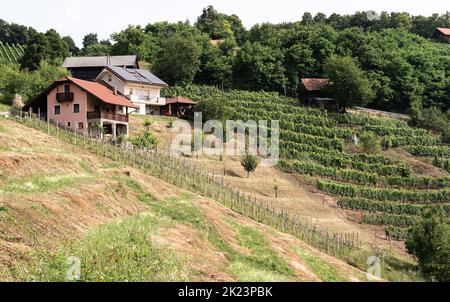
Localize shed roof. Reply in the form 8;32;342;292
436;28;450;36
63;55;138;68
165;96;197;105
300;78;330;91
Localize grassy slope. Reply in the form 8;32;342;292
128;116;413;255
0;118;366;281
0;103;10;112
128;115;424;281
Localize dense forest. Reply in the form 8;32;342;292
0;7;449;115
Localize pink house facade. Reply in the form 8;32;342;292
25;76;138;137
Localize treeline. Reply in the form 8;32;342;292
2;8;450;113
0;19;37;45
0;19;76;71
298;11;450;39
119;8;450;113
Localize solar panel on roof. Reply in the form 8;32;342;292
107;66;167;86
135;69;167;86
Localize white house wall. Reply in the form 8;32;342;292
98;69;165;115
98;72;125;94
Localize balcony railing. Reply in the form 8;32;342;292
56;92;74;102
87;111;129;123
128;95;166;105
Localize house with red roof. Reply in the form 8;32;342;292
95;66;197;116
61;55;197;117
23;76;138;137
433;28;450;43
298;78;335;110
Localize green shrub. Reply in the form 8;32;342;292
241;152;259;178
360;131;381;153
406;207;450;281
130;132;158;150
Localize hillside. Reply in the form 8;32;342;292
160;86;450;249
0;118;371;281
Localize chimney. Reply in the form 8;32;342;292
106;54;112;66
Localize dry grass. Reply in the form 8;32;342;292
385;148;449;177
125;117;425;261
0;118;369;281
0;104;10;112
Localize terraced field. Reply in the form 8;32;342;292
162;85;450;242
0;42;24;64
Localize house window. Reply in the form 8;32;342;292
67;122;71;127
54;105;61;115
136;89;150;101
64;84;70;93
94;105;100;112
73;104;80;113
78;122;84;129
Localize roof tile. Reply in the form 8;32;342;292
58;76;139;108
301;78;330;91
436;28;450;36
165;97;197;105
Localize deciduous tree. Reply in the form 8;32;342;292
152;35;201;85
324;55;374;110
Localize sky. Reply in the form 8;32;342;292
1;0;449;47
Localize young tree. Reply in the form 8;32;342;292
324;55;374;111
360;131;381;153
273;178;279;198
241;152;259;178
152;35;201;85
406;207;450;282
